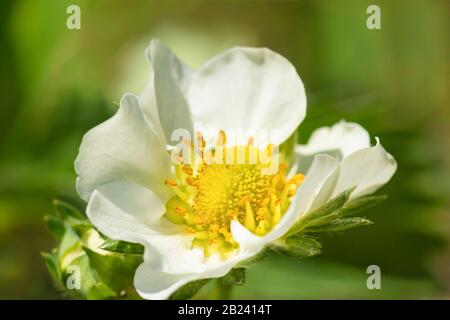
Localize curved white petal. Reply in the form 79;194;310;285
86;181;178;243
331;138;397;200
135;247;255;300
231;154;339;249
75;93;173;202
87;180;207;274
139;67;168;147
186;47;306;145
145;40;194;145
146;41;306;146
294;121;370;173
134;263;192;300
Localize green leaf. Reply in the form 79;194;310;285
100;239;144;255
284;188;353;237
236;247;269;268
169;279;210;300
82;246;142;294
41;249;62;282
340;195;387;217
307;217;373;233
53;199;85;221
64;253;117;300
44;215;65;241
271;235;322;259
221;268;245;286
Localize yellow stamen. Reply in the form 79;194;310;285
162;132;304;258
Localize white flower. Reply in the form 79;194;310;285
75;40;397;300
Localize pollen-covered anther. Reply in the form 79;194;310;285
182;166;193;175
164;179;177;187
186;227;196;234
288;173;305;186
163;132;305;258
174;206;186;215
217;130;227;145
186;177;198;187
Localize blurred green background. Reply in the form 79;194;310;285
0;0;449;299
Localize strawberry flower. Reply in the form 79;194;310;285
75;40;396;299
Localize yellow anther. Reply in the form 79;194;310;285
279;162;288;174
195;132;206;148
288;173;305;186
186;177;198;187
182;166;193;175
256;207;267;221
288;185;297;197
194;216;203;225
186;227;196;234
217;130;227;145
165;179;177;187
174;206;186;215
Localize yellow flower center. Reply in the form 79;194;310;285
163;132;304;258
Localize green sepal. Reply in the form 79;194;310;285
41;249;62;282
82;246;142;295
43;199;144;299
44;215;65;241
284;188;353;237
307;217;373;233
271;235;321;259
169;279;210;300
100;239;144;255
221;268;245;286
53;199;85;221
340;194;387;217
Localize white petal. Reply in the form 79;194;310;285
75;93;173;202
264;154;339;242
86;181;178;243
331;138;397;200
87;181;206;274
135;248;255;300
146;40;194;145
185;47;306;145
134;263;192;300
231;154;339;248
139;67;168;147
294;121;370;173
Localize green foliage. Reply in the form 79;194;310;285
271;236;322;259
272;190;384;259
306;217;373;233
169;279;210;300
221;268;246;286
42;199;143;299
101;239;144;255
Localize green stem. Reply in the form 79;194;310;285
211;279;232;300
